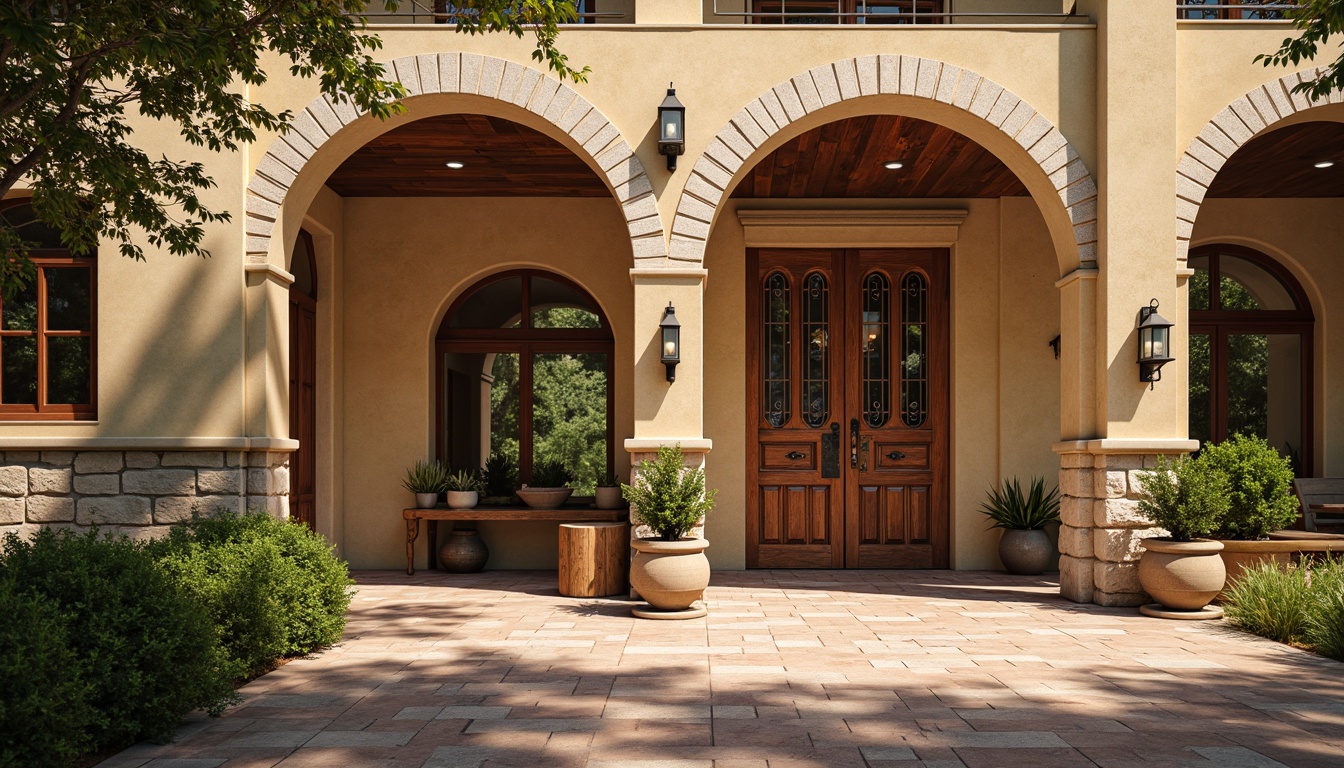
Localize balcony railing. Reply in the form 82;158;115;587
1176;2;1299;19
354;0;629;25
712;1;1085;25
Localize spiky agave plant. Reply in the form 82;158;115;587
979;476;1061;530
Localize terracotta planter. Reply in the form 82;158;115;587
629;538;711;612
446;490;479;510
439;529;489;573
1218;531;1344;592
414;492;439;509
1138;538;1226;611
515;487;573;509
594;486;624;510
998;529;1053;575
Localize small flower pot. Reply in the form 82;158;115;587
446;490;479;510
414;492;439;509
515;487;573;509
595;486;624;510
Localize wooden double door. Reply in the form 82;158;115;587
747;249;949;569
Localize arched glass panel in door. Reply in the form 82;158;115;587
436;270;614;495
762;271;791;428
800;272;830;428
1188;244;1313;474
861;272;891;428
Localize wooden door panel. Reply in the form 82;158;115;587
289;295;317;531
761;442;816;471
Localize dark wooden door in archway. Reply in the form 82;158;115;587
746;249;949;568
288;230;318;530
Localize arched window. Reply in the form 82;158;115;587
0;201;96;419
436;270;614;495
1188;244;1313;474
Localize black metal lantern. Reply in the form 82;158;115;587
660;302;681;382
658;85;685;171
1137;298;1174;386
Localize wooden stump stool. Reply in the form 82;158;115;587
558;522;629;597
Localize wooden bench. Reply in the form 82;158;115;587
402;506;627;575
1295;478;1344;532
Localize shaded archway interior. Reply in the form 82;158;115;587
324;113;608;197
1206;121;1344;198
733;114;1029;198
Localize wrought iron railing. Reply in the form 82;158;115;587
712;2;1087;25
352;0;626;25
1176;2;1299;19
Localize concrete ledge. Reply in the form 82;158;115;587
0;437;300;451
1054;439;1201;455
624;438;712;453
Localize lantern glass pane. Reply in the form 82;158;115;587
662;111;683;141
1152;326;1168;359
663;327;679;360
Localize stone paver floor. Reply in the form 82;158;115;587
100;570;1344;767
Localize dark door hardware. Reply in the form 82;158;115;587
886;451;905;460
786;451;806;460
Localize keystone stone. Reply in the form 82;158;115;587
74;452;124;474
77;496;152;526
0;466;27;497
27;495;74;523
123;469;197;496
29;467;72;495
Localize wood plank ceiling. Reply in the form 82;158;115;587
734;114;1028;198
1206;121;1344;198
325;114;609;197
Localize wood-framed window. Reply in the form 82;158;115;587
0;201;96;420
436;270;614;495
751;0;944;24
1188;243;1313;474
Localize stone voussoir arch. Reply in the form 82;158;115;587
244;52;667;265
667;55;1099;271
1176;67;1343;262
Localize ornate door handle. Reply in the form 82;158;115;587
886;451;905;460
786;451;805;460
850;419;859;469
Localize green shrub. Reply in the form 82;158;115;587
1135;454;1230;541
0;529;235;753
622;444;716;541
1222;561;1314;644
979;477;1060;530
1201;434;1299;540
153;511;354;668
0;579;92;768
531;458;573;488
1305;558;1344;662
483;451;518;498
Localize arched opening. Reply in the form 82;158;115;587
1188;245;1314;474
436;270;615;497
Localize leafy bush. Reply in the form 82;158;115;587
623;444;716;541
531;458;573;488
979;477;1060;530
1222;561;1314;644
152;511;354;674
1306;558;1344;661
402;459;448;494
1135;454;1230;541
483;451;518;498
0;529;235;753
0;579;92;768
1200;434;1299;540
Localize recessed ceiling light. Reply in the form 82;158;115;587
884;161;904;170
445;161;465;169
1314;160;1335;169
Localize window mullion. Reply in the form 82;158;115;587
519;342;534;485
36;266;47;411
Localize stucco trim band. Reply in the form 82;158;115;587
623;438;713;454
0;437;301;451
1053;439;1202;455
629;268;708;285
244;262;296;287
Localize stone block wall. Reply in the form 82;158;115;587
0;450;291;541
1058;450;1172;607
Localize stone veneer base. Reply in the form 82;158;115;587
0;449;291;541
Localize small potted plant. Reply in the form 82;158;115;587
402;459;448;509
1135;454;1231;618
481;451;518;506
595;470;624;510
516;458;574;509
623;444;717;619
979;476;1060;575
445;469;483;510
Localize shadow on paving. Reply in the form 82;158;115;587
95;569;1344;768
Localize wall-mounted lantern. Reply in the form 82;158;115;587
1137;298;1174;387
658;85;685;171
660;302;681;383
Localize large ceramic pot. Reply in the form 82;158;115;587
1138;538;1226;611
515;487;573;509
446;490;479;510
1218;531;1344;592
629;538;710;612
439;529;489;573
414;492;439;509
998;529;1053;575
594;486;624;510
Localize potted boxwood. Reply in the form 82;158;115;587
445;469;483;510
516;458;574;509
622;444;716;619
595;471;624;510
403;459;448;509
979;476;1059;575
1135;454;1231;619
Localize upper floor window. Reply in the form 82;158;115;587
0;201;96;420
1178;0;1288;20
751;0;944;24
